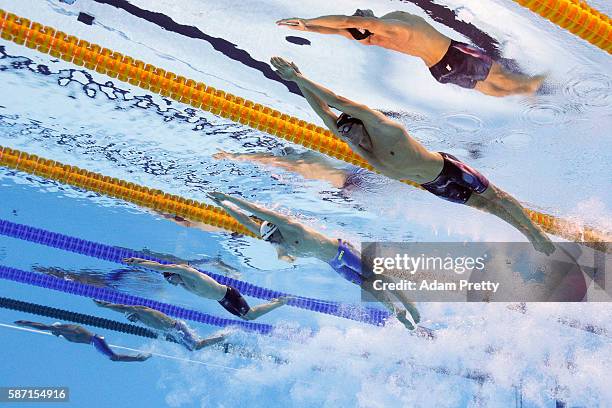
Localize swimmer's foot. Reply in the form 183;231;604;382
273;296;292;306
195;334;226;350
396;310;416;331
528;226;556;256
527;74;547;94
404;303;421;325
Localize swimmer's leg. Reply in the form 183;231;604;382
14;320;55;331
242;297;290;321
362;277;418;330
467;184;555;255
475;62;545;96
194;334;226;350
391;288;421;325
91;335;151;362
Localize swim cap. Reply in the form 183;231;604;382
260;221;279;241
336;113;366;141
125;312;139;322
353;9;375;17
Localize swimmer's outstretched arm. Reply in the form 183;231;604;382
93;299;133;313
287;63;340;130
270;57;380;127
194;334;226;350
14;320;55;331
207;193;261;236
209;192;294;230
123;258;202;280
277;16;396;36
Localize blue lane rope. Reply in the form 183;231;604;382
0;219;389;325
0;264;280;336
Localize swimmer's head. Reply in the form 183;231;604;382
260;221;283;244
126;312;139;323
353;9;375;18
279;146;297;156
163;272;183;286
336;113;373;152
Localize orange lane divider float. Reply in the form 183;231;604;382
0;10;609;251
0;146;256;237
513;0;611;53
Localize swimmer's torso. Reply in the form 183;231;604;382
364;119;444;183
52;324;93;343
365;12;451;67
128;308;175;330
279;223;339;261
179;268;227;300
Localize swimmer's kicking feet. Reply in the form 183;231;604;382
270;57;555;256
14;320;151;362
277;9;545;97
93;300;226;351
122;258;289;320
207;191;421;330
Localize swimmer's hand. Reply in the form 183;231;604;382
212;150;236;161
207;191;230;204
276;18;306;30
123;257;148;266
271;57;300;81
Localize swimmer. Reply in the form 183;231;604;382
93;300;226;351
13;320;151;362
277;9;545;96
122;257;289;321
207;191;421;330
270;57;554;256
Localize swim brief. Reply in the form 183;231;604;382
421;152;489;204
328;240;373;285
218;285;251;318
429;40;493;89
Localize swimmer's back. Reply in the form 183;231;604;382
377;11;451;67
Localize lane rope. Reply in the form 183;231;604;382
0;263;285;336
0;296;290;362
512;0;611;53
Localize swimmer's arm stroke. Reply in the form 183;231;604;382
298;82;339;130
207;193;261;236
293;73;383;127
123;257;202;279
93;300;149;314
279;16;397;36
209;192;296;233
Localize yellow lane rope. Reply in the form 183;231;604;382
0;146;256;237
0;10;609;250
513;0;611;53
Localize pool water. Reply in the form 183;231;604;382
0;0;610;407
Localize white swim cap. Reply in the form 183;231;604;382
260;221;279;241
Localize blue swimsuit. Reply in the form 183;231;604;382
90;334;116;359
328;240;373;285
